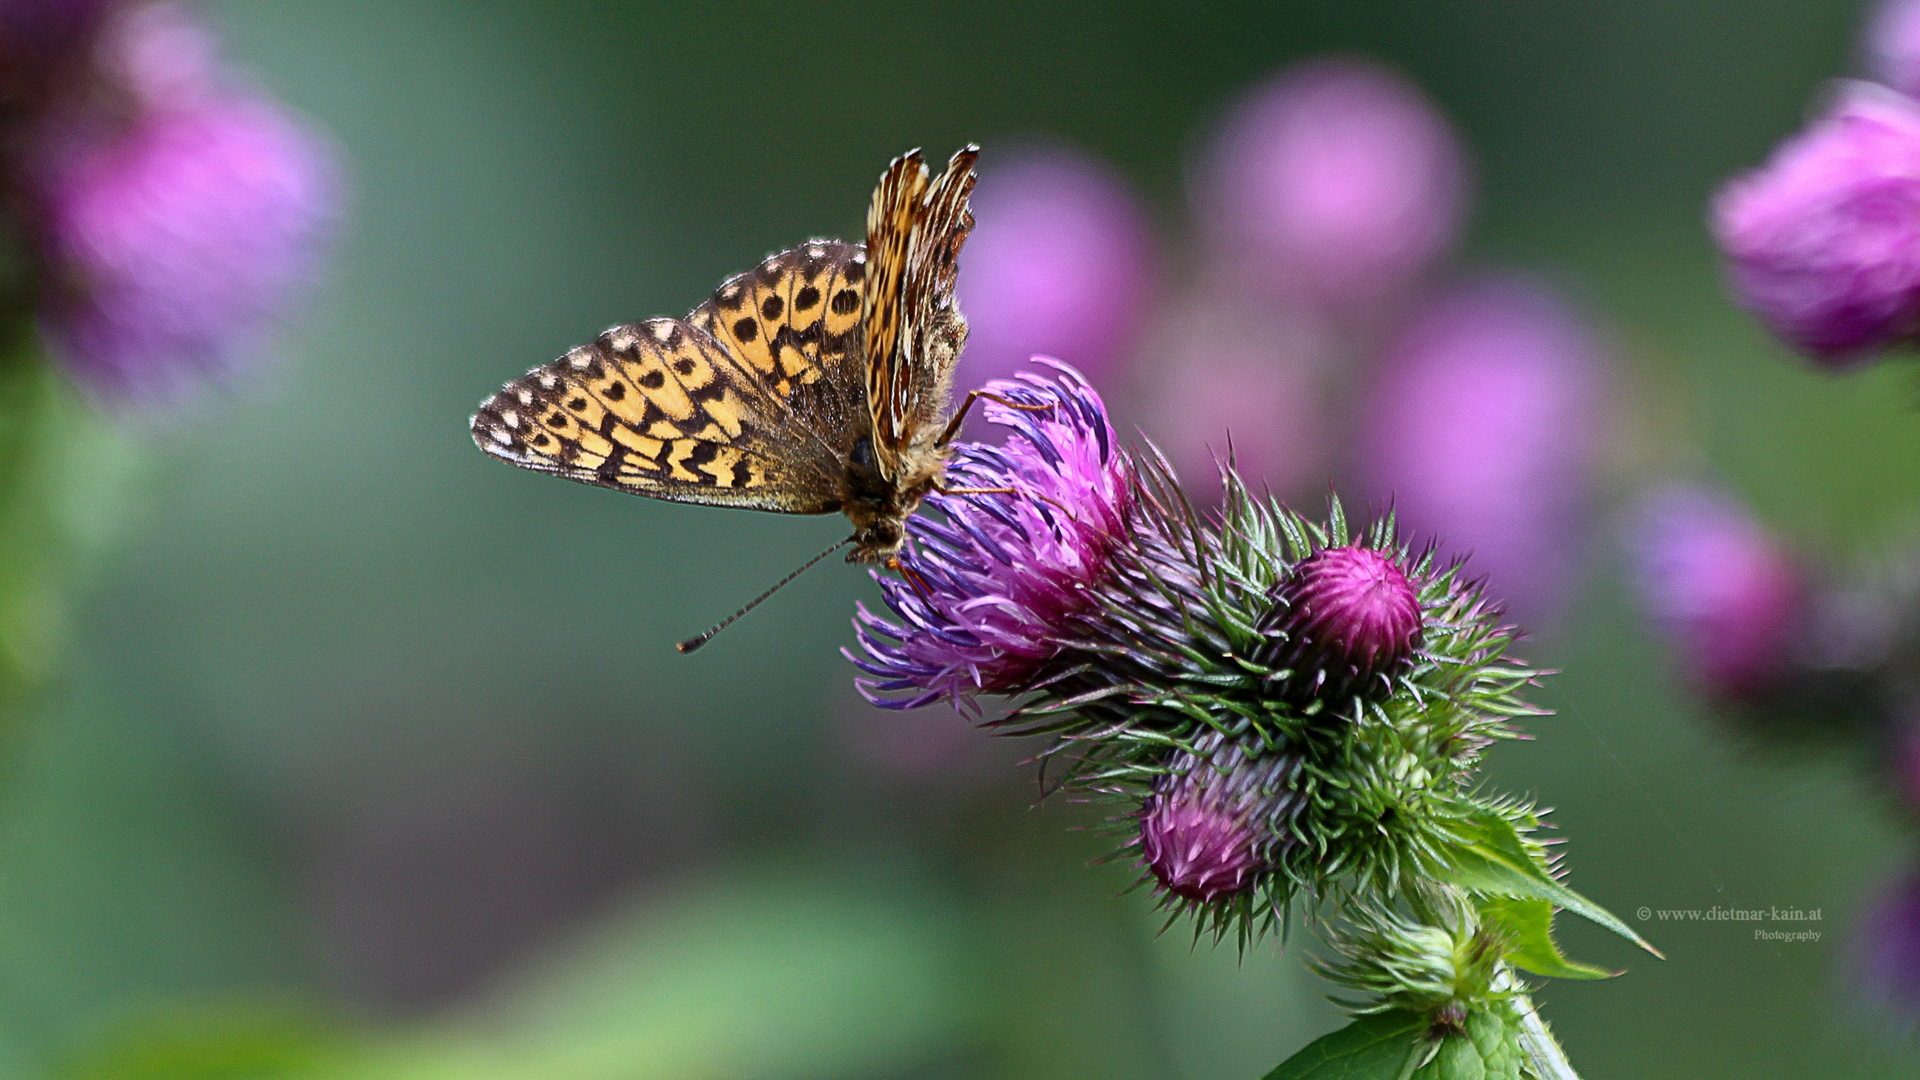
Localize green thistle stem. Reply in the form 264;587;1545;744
1513;992;1579;1080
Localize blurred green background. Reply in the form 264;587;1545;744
9;1;1920;1077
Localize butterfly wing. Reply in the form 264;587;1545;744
471;317;831;510
862;146;978;477
686;240;871;463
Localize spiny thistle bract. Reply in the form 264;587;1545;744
850;363;1649;1076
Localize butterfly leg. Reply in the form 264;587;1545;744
886;555;939;603
935;389;1055;447
937;483;1018;497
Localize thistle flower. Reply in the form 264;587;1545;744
1630;484;1804;700
954;146;1155;394
1352;276;1606;630
1193;56;1467;310
1139;734;1300;903
842;378;1643;1075
25;1;339;399
849;361;1131;709
1712;81;1920;365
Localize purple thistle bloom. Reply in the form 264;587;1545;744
1352;276;1606;631
1631;484;1804;700
954;145;1155;394
1266;544;1424;703
34;94;337;398
1712;81;1920;365
1192;56;1467;310
1870;0;1920;100
849;360;1131;709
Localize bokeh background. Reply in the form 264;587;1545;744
6;1;1920;1078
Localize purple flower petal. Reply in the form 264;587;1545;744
852;360;1131;707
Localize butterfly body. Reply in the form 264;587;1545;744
470;146;979;564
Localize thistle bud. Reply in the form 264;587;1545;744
1265;544;1424;704
1141;736;1299;903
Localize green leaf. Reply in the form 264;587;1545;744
1409;1011;1522;1080
1261;1010;1427;1080
1446;812;1664;960
1477;896;1617;981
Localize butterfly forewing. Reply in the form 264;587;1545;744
470;316;842;511
687;240;871;454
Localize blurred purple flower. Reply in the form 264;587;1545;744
101;1;219;110
1352;277;1606;630
849;361;1130;709
1630;485;1804;700
1870;0;1920;100
955;146;1155;393
1193;56;1467;310
35;92;336;397
1853;868;1920;1027
1136;290;1332;505
1713;81;1920;365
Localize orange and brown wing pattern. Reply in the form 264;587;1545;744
861;145;978;474
470;317;842;511
687;239;871;447
861;149;932;469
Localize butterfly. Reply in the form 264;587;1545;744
470;146;986;584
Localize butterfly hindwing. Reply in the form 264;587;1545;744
470;317;842;511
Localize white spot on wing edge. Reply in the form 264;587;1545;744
649;320;675;343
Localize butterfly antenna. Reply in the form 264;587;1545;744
676;537;854;654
